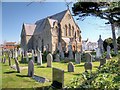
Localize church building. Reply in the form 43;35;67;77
20;9;82;54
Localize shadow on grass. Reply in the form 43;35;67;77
75;64;84;67
37;66;46;68
94;66;99;69
16;74;28;77
4;71;17;74
73;73;81;76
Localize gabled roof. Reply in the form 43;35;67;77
48;10;67;22
23;23;36;35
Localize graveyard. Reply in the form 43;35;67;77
1;53;100;88
1;49;120;89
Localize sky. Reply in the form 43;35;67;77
2;2;118;44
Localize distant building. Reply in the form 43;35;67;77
21;9;82;53
1;42;17;50
82;39;97;51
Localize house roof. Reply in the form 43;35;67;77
23;23;36;35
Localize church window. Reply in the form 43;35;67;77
69;24;71;36
65;24;67;36
72;26;74;36
77;30;79;36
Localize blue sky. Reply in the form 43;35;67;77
2;2;116;44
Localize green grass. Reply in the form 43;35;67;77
1;56;100;88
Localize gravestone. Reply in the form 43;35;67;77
3;55;6;64
15;49;18;59
106;45;112;59
54;54;60;62
21;53;24;63
8;54;11;66
52;68;64;89
84;62;92;71
96;47;102;60
75;52;81;64
28;60;34;77
97;35;104;54
85;53;92;62
47;53;53;67
99;58;106;67
68;62;74;72
32;50;35;62
37;49;42;65
26;52;29;62
60;51;64;59
68;43;73;59
14;58;20;73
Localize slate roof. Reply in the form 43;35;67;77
23;9;68;35
23;23;36;35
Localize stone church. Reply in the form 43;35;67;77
21;9;82;54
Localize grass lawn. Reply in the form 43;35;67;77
1;57;100;89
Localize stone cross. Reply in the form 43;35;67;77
47;53;53;67
75;52;81;64
54;54;60;62
28;60;34;77
106;45;112;59
14;58;20;73
37;49;42;65
52;68;64;89
97;35;104;54
68;62;74;72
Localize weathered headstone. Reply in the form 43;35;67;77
54;54;60;62
68;42;73;59
14;58;20;73
32;50;35;62
52;68;64;89
75;52;81;64
3;55;6;64
96;47;102;60
60;51;64;59
8;55;11;66
47;53;53;67
37;49;42;65
68;62;74;72
85;53;92;62
106;45;112;59
84;62;92;71
26;52;29;62
21;53;24;63
15;49;18;59
28;60;34;77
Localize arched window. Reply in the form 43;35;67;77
77;30;79;36
65;24;67;36
72;26;74;36
69;24;71;36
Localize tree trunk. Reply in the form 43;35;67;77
111;23;118;55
